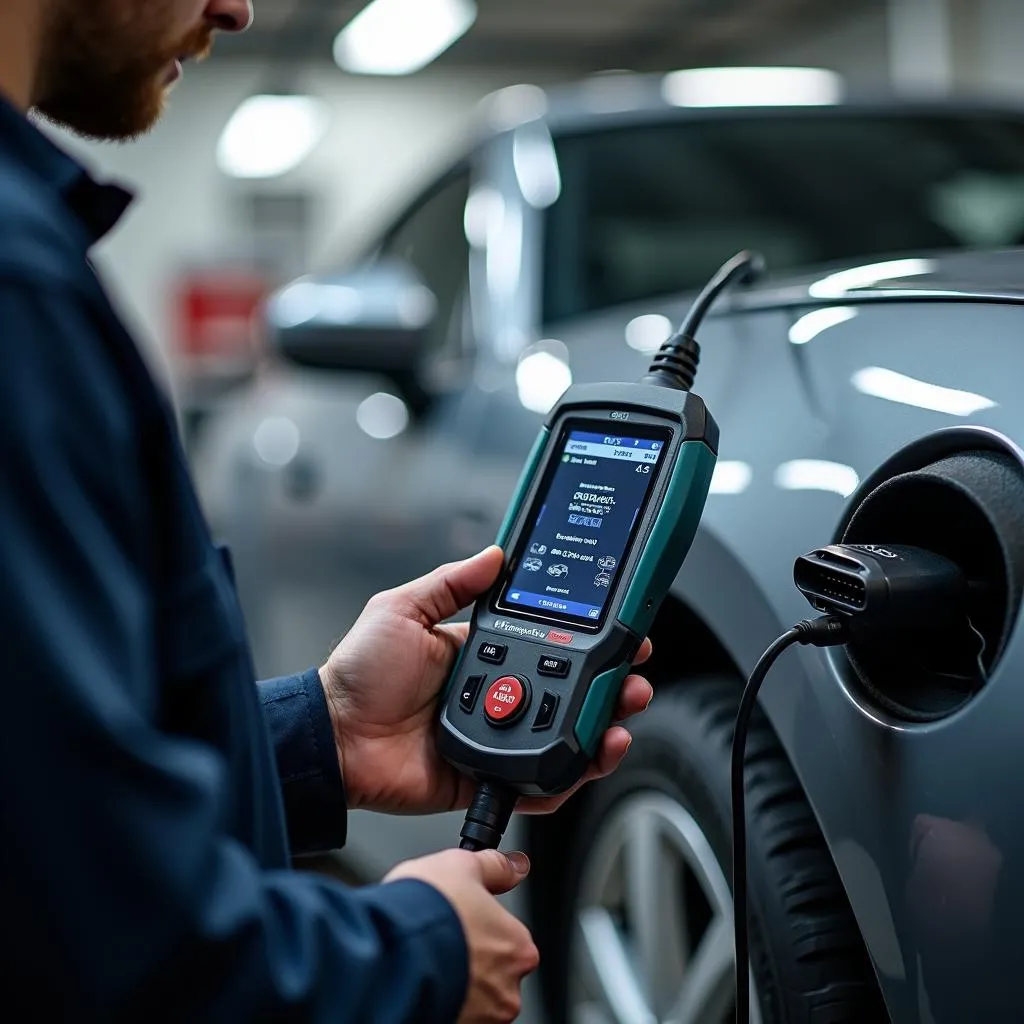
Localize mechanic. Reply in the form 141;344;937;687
0;1;656;1021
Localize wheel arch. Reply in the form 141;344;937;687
523;527;877;1017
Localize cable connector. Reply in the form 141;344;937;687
793;615;850;648
794;543;969;632
458;781;518;852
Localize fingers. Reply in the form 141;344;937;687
614;674;654;721
593;725;632;775
470;848;532;895
633;637;653;666
435;621;471;647
388;547;505;626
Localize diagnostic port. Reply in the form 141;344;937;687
829;431;1024;721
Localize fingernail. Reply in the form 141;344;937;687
507;852;530;874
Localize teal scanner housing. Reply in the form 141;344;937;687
437;250;762;851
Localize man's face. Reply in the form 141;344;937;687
35;0;251;141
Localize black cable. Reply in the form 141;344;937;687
639;249;765;392
678;250;766;344
732;616;848;1024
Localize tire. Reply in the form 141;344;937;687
532;676;888;1024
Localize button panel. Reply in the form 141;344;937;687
459;675;485;714
478;642;508;665
538;655;571;678
484;675;530;727
532;691;560;731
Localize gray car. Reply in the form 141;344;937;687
190;75;1024;1023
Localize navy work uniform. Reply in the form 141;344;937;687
0;97;467;1020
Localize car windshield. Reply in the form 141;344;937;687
542;111;1024;322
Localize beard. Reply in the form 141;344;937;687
34;0;213;141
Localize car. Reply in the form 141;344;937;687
189;73;1024;1023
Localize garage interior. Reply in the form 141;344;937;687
29;1;1024;1022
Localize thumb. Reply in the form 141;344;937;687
471;849;531;895
390;546;505;626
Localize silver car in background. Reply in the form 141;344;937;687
191;73;1024;1022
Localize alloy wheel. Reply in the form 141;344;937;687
569;790;760;1024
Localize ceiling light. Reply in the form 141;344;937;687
775;460;860;498
333;0;477;76
851;367;997;416
808;258;933;299
662;67;843;108
217;94;328;179
789;307;858;345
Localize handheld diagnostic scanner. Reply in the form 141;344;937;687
438;251;765;851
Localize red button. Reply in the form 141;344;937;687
485;676;526;724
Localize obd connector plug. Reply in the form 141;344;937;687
794;542;969;633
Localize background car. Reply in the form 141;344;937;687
190;76;1024;1022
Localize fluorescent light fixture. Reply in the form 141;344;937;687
333;0;477;76
808;259;933;299
217;94;328;179
357;392;410;440
851;366;997;416
625;314;673;354
710;461;753;495
516;342;572;414
662;67;843;108
253;417;300;467
789;307;858;345
775;460;860;498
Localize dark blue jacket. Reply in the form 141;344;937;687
0;98;467;1020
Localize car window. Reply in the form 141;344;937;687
377;170;471;356
543;112;1024;323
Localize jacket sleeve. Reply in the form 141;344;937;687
0;279;469;1022
260;668;350;855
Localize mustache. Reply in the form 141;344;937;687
172;23;215;62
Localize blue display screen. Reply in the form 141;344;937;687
499;427;668;627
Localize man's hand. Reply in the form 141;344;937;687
320;546;653;815
385;849;539;1024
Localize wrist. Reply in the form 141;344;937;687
319;664;356;809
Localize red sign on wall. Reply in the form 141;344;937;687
173;267;269;370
